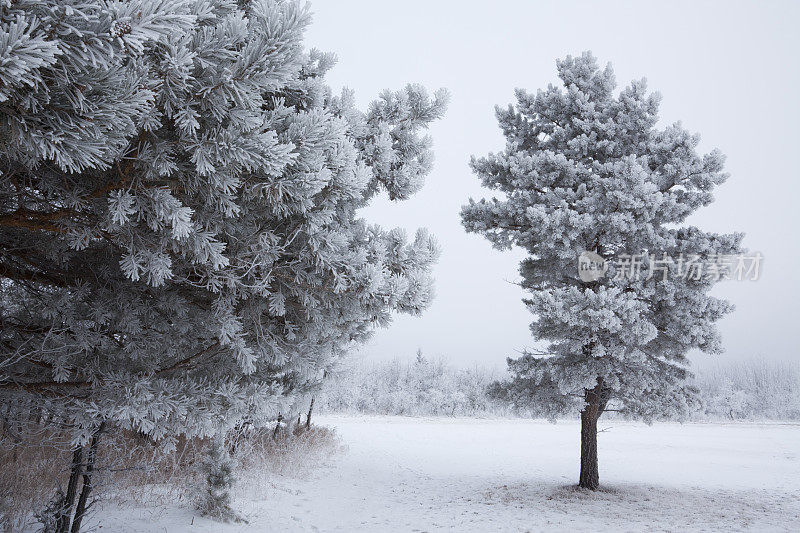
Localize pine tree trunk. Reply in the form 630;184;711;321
56;446;83;533
70;422;105;533
305;397;314;429
578;379;609;491
579;403;600;490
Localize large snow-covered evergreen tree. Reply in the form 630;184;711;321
462;52;741;489
0;0;445;450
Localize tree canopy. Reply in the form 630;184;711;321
0;0;447;444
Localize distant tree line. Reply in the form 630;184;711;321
319;356;800;422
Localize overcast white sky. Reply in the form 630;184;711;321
305;0;800;368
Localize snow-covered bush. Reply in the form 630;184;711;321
319;356;509;417
694;360;800;421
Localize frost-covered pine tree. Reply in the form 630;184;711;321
199;438;239;522
462;52;741;490
1;0;444;461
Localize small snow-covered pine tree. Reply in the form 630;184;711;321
462;52;742;489
199;438;239;521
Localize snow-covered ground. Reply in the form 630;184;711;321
88;417;800;532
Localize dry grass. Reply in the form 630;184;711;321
0;425;74;532
230;423;345;503
236;424;343;476
0;421;342;532
0;426;207;531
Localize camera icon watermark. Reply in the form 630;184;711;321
578;251;608;282
577;251;763;282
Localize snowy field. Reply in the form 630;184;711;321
87;417;800;532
